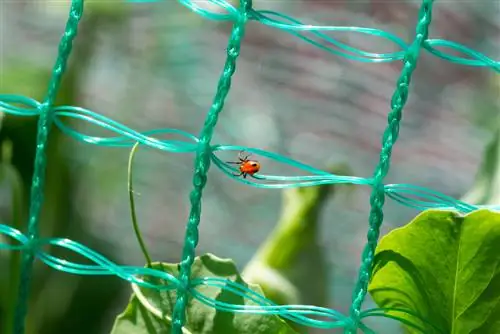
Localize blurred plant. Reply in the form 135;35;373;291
0;139;25;334
468;74;500;134
0;3;131;334
0;55;82;334
461;124;500;206
241;163;352;333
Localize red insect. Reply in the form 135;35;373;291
227;151;260;178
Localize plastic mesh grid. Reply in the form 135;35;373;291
0;0;499;333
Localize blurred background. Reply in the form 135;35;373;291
0;0;498;333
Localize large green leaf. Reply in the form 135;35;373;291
111;253;298;334
368;209;500;334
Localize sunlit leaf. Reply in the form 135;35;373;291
369;209;500;334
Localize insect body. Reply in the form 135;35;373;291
227;151;260;178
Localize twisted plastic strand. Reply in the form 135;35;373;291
130;0;499;70
348;1;434;332
0;222;450;331
171;1;252;332
0;99;496;214
12;2;84;333
0;225;354;329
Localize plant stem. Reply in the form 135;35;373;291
128;142;152;268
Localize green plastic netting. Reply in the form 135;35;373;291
0;0;499;333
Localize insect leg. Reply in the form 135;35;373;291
238;150;251;161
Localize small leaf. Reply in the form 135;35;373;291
368;209;500;334
111;253;298;334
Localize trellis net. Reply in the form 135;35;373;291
0;0;499;333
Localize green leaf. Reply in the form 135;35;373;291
111;253;298;334
368;209;500;334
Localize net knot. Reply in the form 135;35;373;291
345;312;360;332
177;255;194;292
24;236;40;252
370;181;385;196
176;275;191;294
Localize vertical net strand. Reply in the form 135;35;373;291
170;1;252;333
12;2;84;334
347;0;434;332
